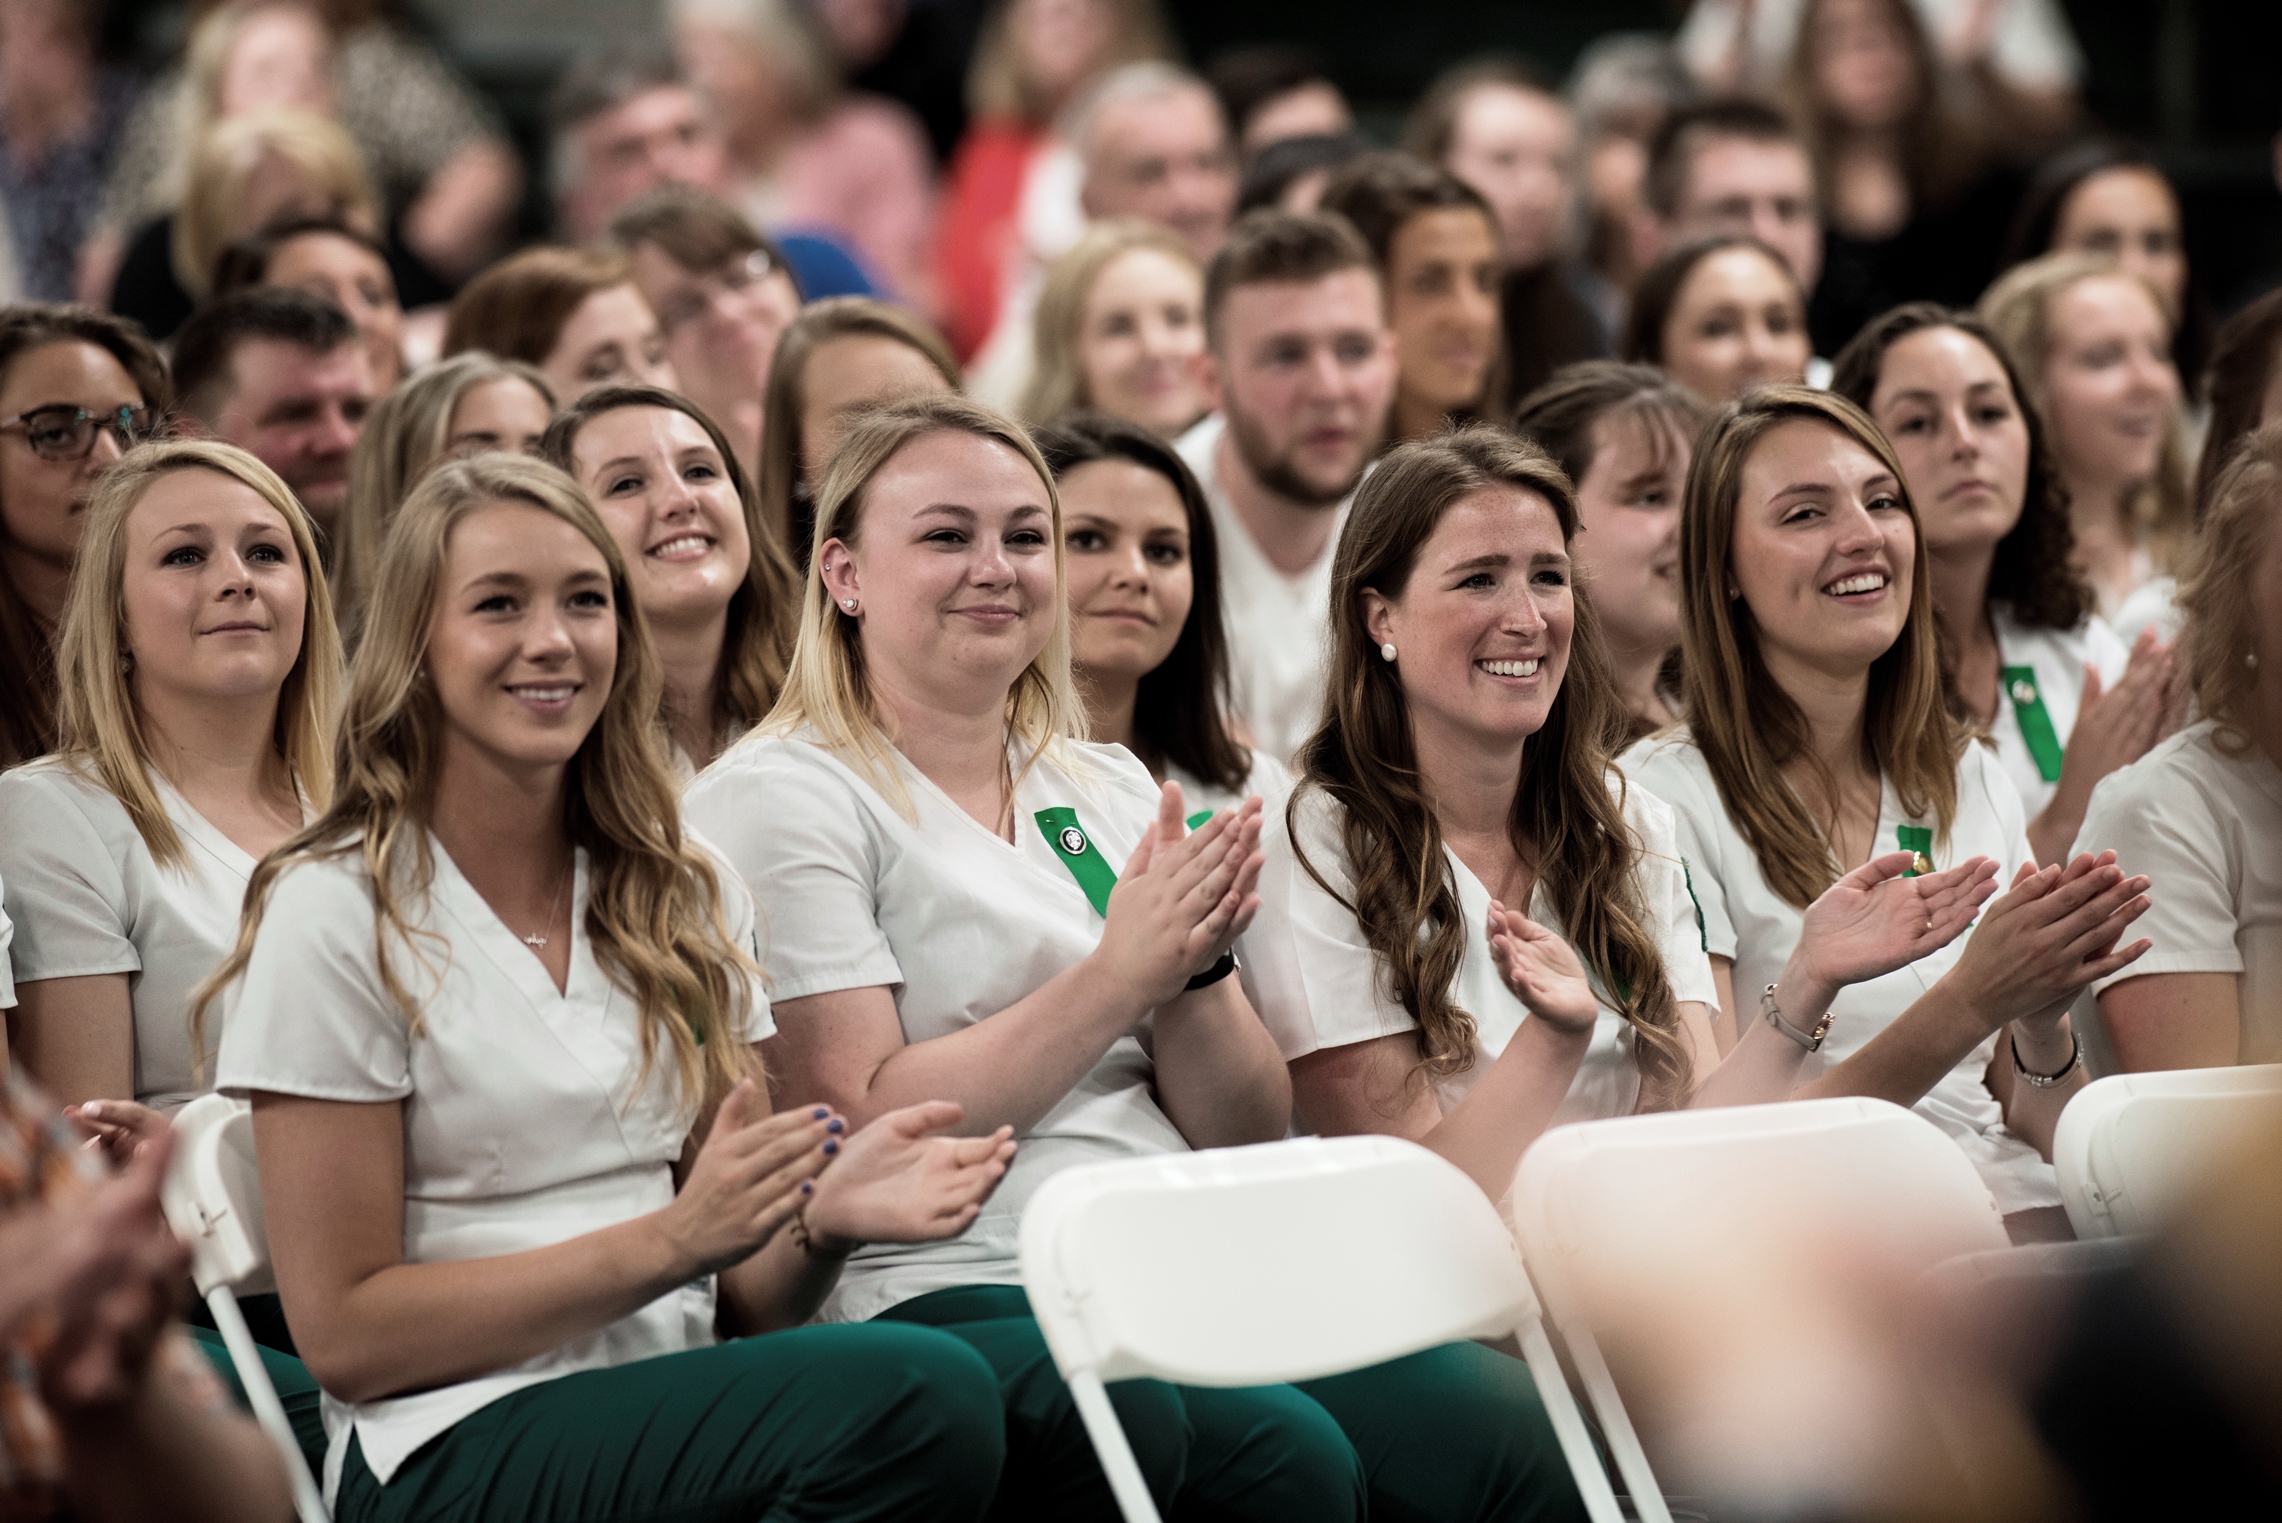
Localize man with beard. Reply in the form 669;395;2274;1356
1179;210;1396;762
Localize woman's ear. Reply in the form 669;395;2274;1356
1359;586;1396;651
818;536;859;611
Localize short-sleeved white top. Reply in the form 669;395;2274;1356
1177;414;1350;766
0;883;16;1010
1243;778;1718;1126
687;728;1192;1323
1167;745;1293;826
1677;0;2084;90
213;837;773;1500
1622;729;2057;1213
0;758;281;1108
2075;719;2282;1064
1988;606;2131;820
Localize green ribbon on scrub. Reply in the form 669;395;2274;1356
1035;807;1118;917
1897;824;1934;877
1185;808;1214;831
2001;665;2066;784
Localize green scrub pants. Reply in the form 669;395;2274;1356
330;1322;1005;1523
188;1321;328;1476
881;1284;1589;1523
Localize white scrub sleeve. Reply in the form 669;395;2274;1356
1625;785;1721;1012
1622;742;1741;964
2075;758;2243;992
688;836;776;1044
0;770;142;982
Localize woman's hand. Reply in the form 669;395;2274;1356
1784;852;1999;1007
67;1100;171;1171
1941;851;2152;1031
655;1082;837;1278
34;1130;188;1413
2033;633;2175;863
1487;900;1601;1036
1093;783;1265;1008
801;1101;1017;1255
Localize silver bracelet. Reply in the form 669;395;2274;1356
2011;1030;2082;1088
1761;984;1834;1053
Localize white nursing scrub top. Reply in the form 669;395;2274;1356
0;759;283;1108
214;837;772;1500
0;885;16;1010
1177;414;1350;766
2076;719;2282;1064
1166;746;1293;827
687;728;1189;1323
1243;778;1718;1126
1988;606;2130;821
1622;730;2057;1214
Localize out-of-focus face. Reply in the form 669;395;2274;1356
1729;419;1916;683
562;85;727;242
0;340;146;582
218;5;332;117
1867;325;2031;558
2051;167;2188;318
819;429;1060;711
1011;0;1117;111
1061;456;1191;684
541;284;677;400
1809;0;1920;132
443;376;554;461
207;338;374;529
1208;268;1396;508
2040;274;2180;492
572;405;752;635
426;500;618;777
120;468;307;714
264;231;405;392
1444;82;1575;272
1386;206;1500;422
1659;246;1811;403
1240;82;1350;160
675;20;795;156
1081;85;1238;263
1572;408;1690;660
1670;135;1823;296
797;333;952;482
1076;246;1207;438
632;241;802;447
1363;484;1575;752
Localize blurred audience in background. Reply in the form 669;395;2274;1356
212;215;405;391
1564;33;1696;324
1021;217;1206;437
0;0;138;304
1207;44;1352;163
1235;129;1370;217
1622;232;1813;402
442;244;676;403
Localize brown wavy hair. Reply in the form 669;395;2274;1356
2178;418;2282;755
1292;426;1691;1108
2194;287;2282;518
1678;386;1962;909
194;455;762;1106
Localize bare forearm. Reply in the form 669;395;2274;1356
1148;981;1290;1147
717;1228;841;1335
1801;981;1988;1108
402;140;522;279
58;1377;293;1523
1993;1021;2086;1158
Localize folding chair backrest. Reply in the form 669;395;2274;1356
162;1092;276;1297
1020;1135;1529;1387
2053;1065;2282;1239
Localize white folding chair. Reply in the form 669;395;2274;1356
1017;1134;1625;1523
2053;1065;2282;1239
1508;1098;2010;1523
161;1092;330;1523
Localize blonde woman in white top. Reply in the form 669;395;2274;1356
205;453;1014;1522
0;440;339;1144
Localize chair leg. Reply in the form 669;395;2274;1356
1552;1312;1672;1523
1515;1313;1631;1523
208;1287;330;1523
1066;1368;1166;1523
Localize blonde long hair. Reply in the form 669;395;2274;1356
2179;418;2282;755
54;440;342;868
173;107;379;299
763;393;1084;814
195;455;761;1105
1678;386;1962;909
1020;219;1201;425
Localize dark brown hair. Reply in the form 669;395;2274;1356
2195;287;2282;518
1511;359;1709;496
211;214;393;298
1782;0;1984;216
1619;233;1799;369
1294;425;1690;1107
607;186;802;297
1403;57;1556;167
1202;208;1376;349
442;246;635;367
1643;97;1801;220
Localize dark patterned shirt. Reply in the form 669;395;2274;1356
0;71;138;301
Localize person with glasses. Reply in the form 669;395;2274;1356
611;188;806;479
0;304;170;770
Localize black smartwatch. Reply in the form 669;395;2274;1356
1184;951;1239;991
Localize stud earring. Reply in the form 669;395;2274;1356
841;598;858;613
2248;650;2260;669
1380;642;1397;663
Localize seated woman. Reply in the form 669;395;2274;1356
442;247;677;403
1034;411;1284;816
1979;252;2191;636
1020;220;1209;440
1834;303;2174;862
213;214;407;392
1624;386;2152;1237
610;188;806;478
1620;234;1811;404
205;452;1014;1522
1511;361;1707;739
688;394;1566;1522
546;385;799;774
1318;151;1504;440
757;296;959;562
2080;420;2282;1071
337;353;557;636
0;304;170;769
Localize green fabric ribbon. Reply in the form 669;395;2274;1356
2001;665;2066;784
1185;808;1214;831
1035;807;1118;917
1897;824;1934;877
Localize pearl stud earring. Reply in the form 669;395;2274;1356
1380;642;1397;662
842;598;858;613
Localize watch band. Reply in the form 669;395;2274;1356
1184;951;1239;991
1761;983;1834;1053
2012;1030;2082;1088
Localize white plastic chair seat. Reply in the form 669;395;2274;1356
2053;1065;2282;1239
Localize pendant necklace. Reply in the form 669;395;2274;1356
523;855;572;949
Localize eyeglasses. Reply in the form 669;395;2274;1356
654;250;786;338
0;403;159;462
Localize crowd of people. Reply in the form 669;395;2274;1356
3;1;2280;1519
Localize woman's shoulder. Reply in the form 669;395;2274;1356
1617;726;1713;802
2093;719;2255;811
1609;769;1684;854
0;758;130;838
1993;603;2131;677
1049;738;1164;822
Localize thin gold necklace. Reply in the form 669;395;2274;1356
522;854;572;949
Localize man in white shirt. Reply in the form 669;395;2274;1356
1177;210;1396;763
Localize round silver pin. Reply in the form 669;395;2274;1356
1059;826;1087;855
2010;678;2037;705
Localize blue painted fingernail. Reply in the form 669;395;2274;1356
811;1106;829;1120
826;1117;844;1134
823;1139;839;1155
800;1179;813;1194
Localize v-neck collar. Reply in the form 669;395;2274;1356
898;741;1026;857
152;775;261;881
426;831;596;1009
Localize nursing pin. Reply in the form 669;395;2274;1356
1059;825;1088;855
1911;851;1935;875
2010;677;2038;705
